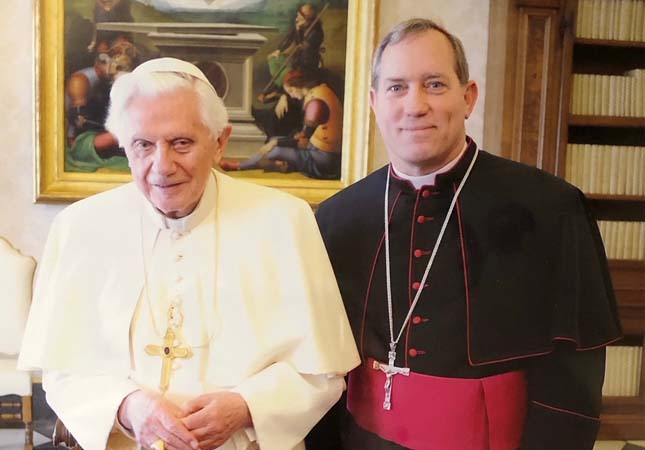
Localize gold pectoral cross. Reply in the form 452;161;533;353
145;327;193;394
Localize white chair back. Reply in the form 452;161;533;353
0;236;35;445
0;237;36;355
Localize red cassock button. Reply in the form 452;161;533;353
412;282;421;290
422;190;431;198
412;315;422;324
417;215;425;224
414;249;423;258
408;348;418;357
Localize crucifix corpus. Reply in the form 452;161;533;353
372;344;410;410
145;327;193;394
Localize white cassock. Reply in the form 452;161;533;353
19;170;359;450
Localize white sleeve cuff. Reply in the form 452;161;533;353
232;363;344;450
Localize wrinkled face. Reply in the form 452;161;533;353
124;88;231;218
370;30;478;175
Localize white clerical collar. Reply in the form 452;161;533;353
143;171;217;233
392;141;468;189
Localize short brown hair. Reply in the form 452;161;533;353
371;18;470;88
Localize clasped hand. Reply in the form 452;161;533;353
119;390;252;450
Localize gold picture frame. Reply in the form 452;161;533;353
35;0;377;206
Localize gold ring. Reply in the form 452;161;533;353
151;439;165;450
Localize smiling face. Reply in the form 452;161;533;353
124;87;231;218
370;29;478;176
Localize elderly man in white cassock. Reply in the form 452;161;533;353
18;57;359;450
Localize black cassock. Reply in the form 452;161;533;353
307;139;622;450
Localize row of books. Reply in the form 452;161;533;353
576;0;645;41
597;220;645;260
603;345;642;396
565;144;645;195
570;71;645;117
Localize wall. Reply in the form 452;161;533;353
0;0;491;262
0;1;62;261
370;0;491;169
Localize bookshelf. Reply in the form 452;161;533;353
569;116;645;127
502;0;645;440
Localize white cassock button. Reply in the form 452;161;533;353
171;231;181;240
175;254;183;262
175;276;183;283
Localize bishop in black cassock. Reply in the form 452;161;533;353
307;17;622;450
310;138;621;450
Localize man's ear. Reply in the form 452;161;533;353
369;87;377;110
464;80;479;119
213;125;233;163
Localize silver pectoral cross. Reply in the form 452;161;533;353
372;343;410;410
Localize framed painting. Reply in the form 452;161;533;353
35;0;377;205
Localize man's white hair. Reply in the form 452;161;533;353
105;57;229;145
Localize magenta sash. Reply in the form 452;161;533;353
347;359;527;450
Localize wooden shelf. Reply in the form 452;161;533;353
609;260;645;336
617;306;645;336
586;194;645;202
599;410;645;440
569;115;645;127
572;42;645;74
609;259;645;270
603;396;645;407
568;126;645;146
586;197;645;221
575;38;645;49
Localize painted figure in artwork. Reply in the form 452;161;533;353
221;69;342;179
87;0;134;53
253;3;329;143
65;38;138;172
